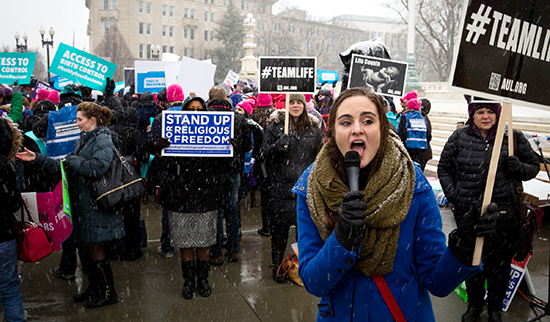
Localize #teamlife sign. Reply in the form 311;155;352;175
259;57;316;93
450;0;550;109
348;54;408;99
0;52;35;84
49;43;116;92
161;111;234;157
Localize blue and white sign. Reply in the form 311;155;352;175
503;255;531;311
161;111;234;157
318;69;339;86
51;75;74;90
135;61;169;94
46;105;79;159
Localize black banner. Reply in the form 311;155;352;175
451;0;550;108
124;67;135;88
348;54;408;98
258;57;316;93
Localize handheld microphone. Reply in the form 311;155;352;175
344;151;361;192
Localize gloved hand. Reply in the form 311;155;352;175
448;202;498;266
155;138;171;155
334;191;368;252
104;77;115;97
507;156;523;176
277;134;292;150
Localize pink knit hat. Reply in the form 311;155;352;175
401;91;417;102
304;94;312;103
256;93;273;107
47;91;60;104
237;100;253;115
37;89;50;100
407;98;422;111
167;84;184;102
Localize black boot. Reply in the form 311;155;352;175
181;260;195;299
462;304;483;322
85;260;118;308
73;260;99;303
196;260;212;297
488;300;503;322
271;234;287;283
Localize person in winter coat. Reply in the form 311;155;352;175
314;89;333;116
0;116;26;322
398;98;431;170
109;107;149;261
262;93;322;283
421;98;433;166
155;96;221;299
17;102;124;309
207;96;251;264
437;101;539;322
252;93;275;237
294;87;499;321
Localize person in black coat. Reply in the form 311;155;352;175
0;116;26;321
262;93;322;283
156;96;222;299
437;102;539;322
109;107;149;261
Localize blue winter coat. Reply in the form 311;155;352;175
292;164;481;322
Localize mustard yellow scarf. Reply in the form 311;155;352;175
307;132;415;275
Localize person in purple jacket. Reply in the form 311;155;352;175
292;87;498;321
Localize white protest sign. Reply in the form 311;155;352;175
176;56;216;100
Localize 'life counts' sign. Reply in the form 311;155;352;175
49;43;116;92
0;52;35;84
450;0;550;109
259;57;316;93
348;54;408;98
161;111;234;157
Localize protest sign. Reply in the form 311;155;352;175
49;43;116;92
259;57;316;93
503;255;531;311
50;75;74;90
31;81;57;101
224;70;240;86
161;110;234;157
318;69;339;87
348;54;408;98
124;68;135;88
46;105;79;159
450;0;550;110
176;56;217;99
0;52;35;84
19;181;72;251
135;61;167;94
164;62;182;86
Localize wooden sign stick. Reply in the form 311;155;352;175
472;102;512;266
284;94;290;135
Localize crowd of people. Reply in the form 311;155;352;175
0;72;539;322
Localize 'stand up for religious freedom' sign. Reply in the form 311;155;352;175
450;0;550;109
259;57;316;93
49;43;116;92
161;111;234;157
348;54;408;99
0;52;36;84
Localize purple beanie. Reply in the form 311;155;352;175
467;102;502;119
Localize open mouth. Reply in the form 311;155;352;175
350;140;366;157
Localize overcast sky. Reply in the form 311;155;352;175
0;0;396;56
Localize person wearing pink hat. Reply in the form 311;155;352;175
397;98;430;170
236;99;253;116
166;84;184;105
47;90;60;105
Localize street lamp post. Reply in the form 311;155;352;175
39;25;55;84
14;32;28;52
151;44;161;61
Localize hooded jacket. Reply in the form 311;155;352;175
109;107;149;166
0;117;22;242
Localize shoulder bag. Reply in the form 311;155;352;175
15;198;54;262
86;145;146;213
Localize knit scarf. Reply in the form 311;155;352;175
307;132;415;276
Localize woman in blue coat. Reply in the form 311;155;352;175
17;102;124;309
292;87;498;321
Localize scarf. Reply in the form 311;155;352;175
307;132;415;276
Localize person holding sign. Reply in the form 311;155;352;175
293;88;499;321
262;93;322;283
156;95;221;299
437;101;539;322
17;102;124;309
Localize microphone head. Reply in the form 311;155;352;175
344;151;361;169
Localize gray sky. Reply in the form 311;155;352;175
0;0;396;56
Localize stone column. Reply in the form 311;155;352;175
239;13;259;84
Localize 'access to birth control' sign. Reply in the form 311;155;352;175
258;57;316;93
0;52;35;84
